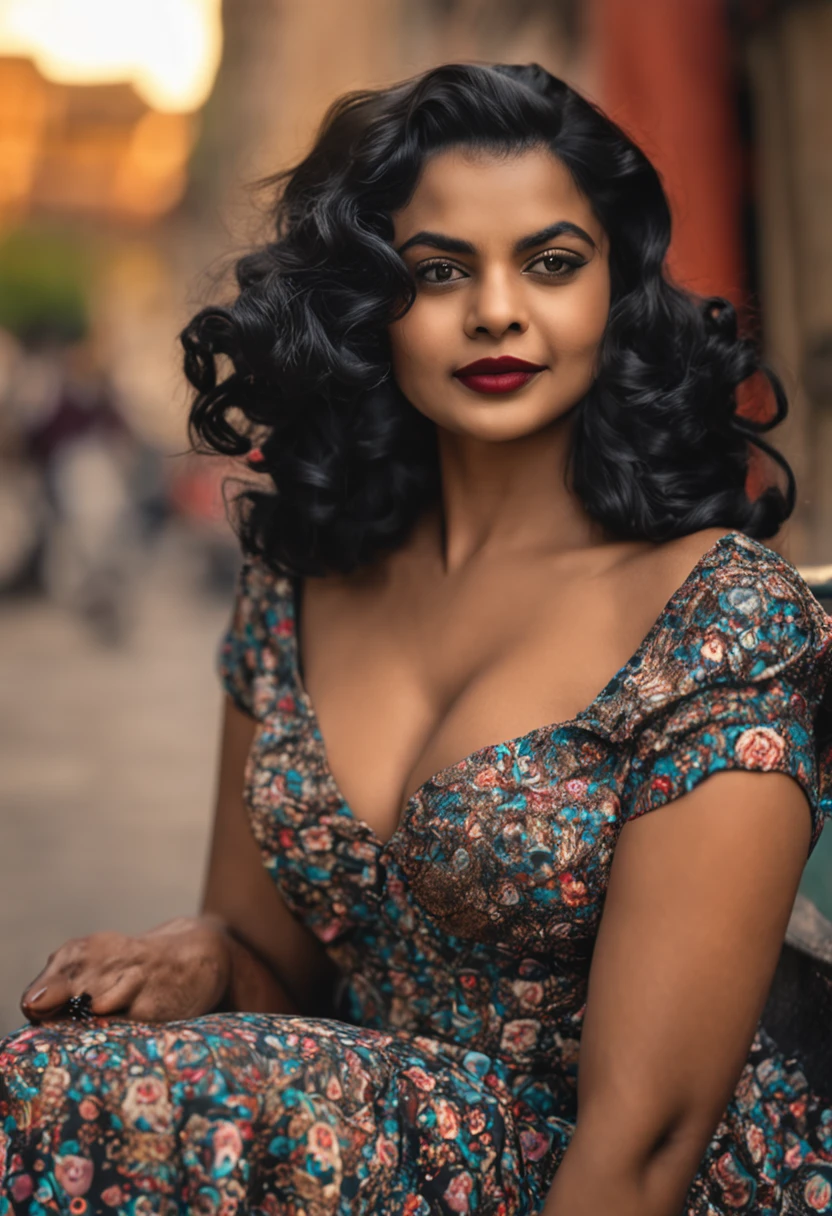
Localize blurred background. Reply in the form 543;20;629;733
1;0;831;1034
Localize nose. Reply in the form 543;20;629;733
463;265;529;340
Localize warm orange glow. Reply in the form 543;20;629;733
110;110;196;218
0;59;50;213
0;0;222;112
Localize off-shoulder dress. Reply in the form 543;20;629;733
3;530;832;1216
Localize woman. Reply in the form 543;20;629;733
2;62;832;1216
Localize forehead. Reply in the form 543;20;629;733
392;146;602;244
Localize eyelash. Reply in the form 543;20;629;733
414;249;587;285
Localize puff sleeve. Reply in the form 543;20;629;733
619;536;832;853
217;555;294;721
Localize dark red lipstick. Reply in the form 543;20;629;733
453;356;547;395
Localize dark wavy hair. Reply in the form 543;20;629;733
181;61;795;577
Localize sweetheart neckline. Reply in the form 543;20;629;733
286;530;745;854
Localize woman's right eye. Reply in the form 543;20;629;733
415;260;467;285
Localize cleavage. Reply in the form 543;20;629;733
291;574;619;846
293;575;447;841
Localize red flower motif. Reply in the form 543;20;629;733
434;1097;460;1139
714;1150;752;1206
403;1066;435;1092
10;1176;33;1203
560;872;588;906
519;1126;550;1162
375;1135;398;1167
734;726;786;771
54;1155;94;1198
475;767;499;789
443;1171;474;1213
804;1172;832;1210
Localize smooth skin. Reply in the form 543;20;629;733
21;147;811;1216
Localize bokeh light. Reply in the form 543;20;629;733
0;0;222;112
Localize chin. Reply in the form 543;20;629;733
441;403;570;442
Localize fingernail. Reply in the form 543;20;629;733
26;987;48;1006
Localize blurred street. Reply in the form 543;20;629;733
0;526;232;1036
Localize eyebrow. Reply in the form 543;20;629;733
395;220;598;257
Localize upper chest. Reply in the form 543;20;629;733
294;547;667;846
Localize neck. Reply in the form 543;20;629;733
430;414;605;574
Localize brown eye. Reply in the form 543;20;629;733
416;260;466;284
526;250;585;279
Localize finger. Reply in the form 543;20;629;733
90;967;146;1016
126;986;173;1024
22;966;144;1024
20;940;89;1018
21;973;75;1021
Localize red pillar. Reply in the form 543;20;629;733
591;0;744;305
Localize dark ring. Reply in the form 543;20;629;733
65;992;94;1021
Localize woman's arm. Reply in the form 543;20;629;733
542;768;811;1216
200;694;340;1016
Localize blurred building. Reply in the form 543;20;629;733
0;0;830;558
0;59;196;223
740;0;832;565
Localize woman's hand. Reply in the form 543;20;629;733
20;916;232;1024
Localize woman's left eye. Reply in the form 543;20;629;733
526;251;585;278
415;260;466;284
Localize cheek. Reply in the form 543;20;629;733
538;276;610;356
389;302;453;384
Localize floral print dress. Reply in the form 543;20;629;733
3;529;832;1216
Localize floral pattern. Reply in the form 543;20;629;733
3;529;832;1214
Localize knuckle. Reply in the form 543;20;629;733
87;931;119;951
62;959;84;983
98;955;128;978
55;938;87;965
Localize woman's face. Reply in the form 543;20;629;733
389;146;610;442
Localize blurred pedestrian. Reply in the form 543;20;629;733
25;342;139;643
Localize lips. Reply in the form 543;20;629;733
453;356;546;395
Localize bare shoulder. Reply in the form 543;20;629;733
593;527;740;658
648;526;736;578
621;526;738;602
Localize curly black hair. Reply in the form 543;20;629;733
181;61;794;577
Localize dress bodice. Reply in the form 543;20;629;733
219;531;832;1094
